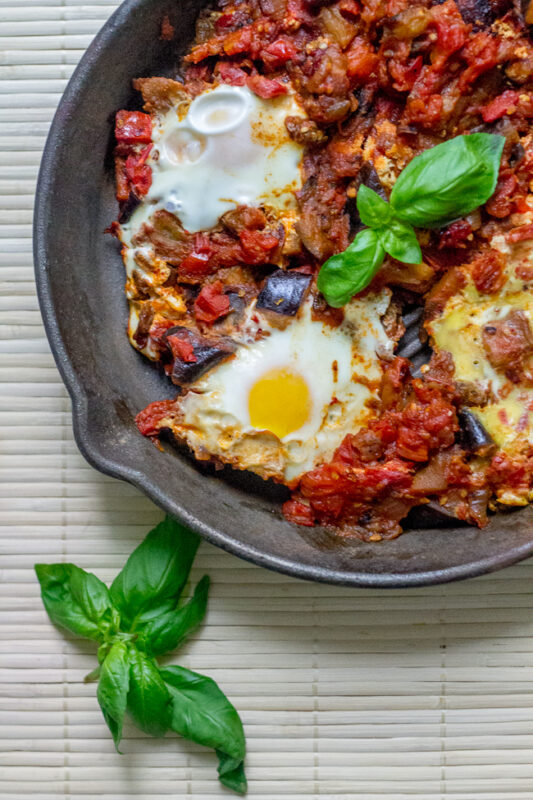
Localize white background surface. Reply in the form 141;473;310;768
1;2;533;797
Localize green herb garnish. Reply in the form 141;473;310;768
317;132;505;307
35;516;247;795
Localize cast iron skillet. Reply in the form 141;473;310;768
34;0;533;587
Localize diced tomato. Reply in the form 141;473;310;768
285;0;314;27
262;38;298;69
135;400;175;437
514;196;533;214
186;37;225;63
115;157;130;203
438;219;472;249
246;74;288;98
125;166;151;197
380;357;411;411
506;222;533;243
430;0;470;66
346;37;379;81
458;33;499;92
125;145;152;196
167;334;197;363
223;25;253;56
282;499;315;526
184;64;211;83
300;463;355;499
338;0;360;16
216;12;238;30
115;110;152;145
396;428;430;462
373;417;399;445
149;319;176;348
216;61;248;86
516;261;533;280
481;89;520;123
470;250;505;294
488;453;529;492
194;281;231;324
239;228;279;264
396;398;456;461
178;251;213;278
308;494;346;519
485;172;517;218
389;55;423;92
405;94;443;128
498;408;509;426
434;20;469;56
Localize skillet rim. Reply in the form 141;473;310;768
33;0;533;587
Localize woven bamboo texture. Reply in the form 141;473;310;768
1;1;533;797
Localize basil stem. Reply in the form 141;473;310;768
317;228;385;308
35;516;247;794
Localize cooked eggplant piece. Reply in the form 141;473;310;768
347;162;389;234
285;116;328;147
359;161;388;200
133;302;155;349
455;0;512;26
353;85;376;116
164;326;235;386
510;141;526;167
256;270;312;316
407;501;467;527
396;306;432;373
118;192;141;224
457;408;496;456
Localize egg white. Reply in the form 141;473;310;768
427;236;533;505
170;291;393;484
121;83;305;244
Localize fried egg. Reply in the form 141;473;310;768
427;235;533;503
169;291;393;484
122;83;305;244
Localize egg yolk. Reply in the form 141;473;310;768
248;368;312;439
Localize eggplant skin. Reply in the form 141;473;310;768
407;501;467;528
164;326;235;386
256;270;312;316
455;0;513;26
457;408;496;456
118;192;141;224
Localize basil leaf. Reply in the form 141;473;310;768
376;218;422;264
110;515;200;629
138;575;210;657
161;665;246;793
97;641;130;752
317;228;385;308
390;133;505;228
35;563;117;641
216;751;248;795
356;184;392;229
127;648;171;737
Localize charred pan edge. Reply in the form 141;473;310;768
34;0;533;587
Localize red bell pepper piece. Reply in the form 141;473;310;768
115;110;152;144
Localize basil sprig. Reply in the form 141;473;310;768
317;133;505;307
35;516;246;795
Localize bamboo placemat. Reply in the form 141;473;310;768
2;2;533;798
